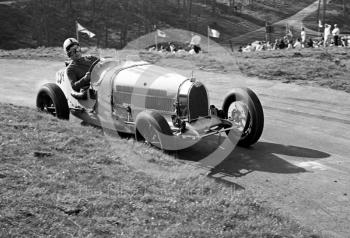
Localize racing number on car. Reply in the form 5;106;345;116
56;71;65;85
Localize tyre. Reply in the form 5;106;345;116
222;88;264;147
135;111;173;150
36;83;70;120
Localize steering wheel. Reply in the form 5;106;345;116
88;58;101;74
88;58;101;91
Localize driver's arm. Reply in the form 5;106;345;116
67;56;98;91
67;68;90;92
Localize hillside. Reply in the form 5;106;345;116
0;102;321;237
0;0;349;49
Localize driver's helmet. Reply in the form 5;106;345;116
63;38;79;56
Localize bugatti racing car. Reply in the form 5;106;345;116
36;58;264;150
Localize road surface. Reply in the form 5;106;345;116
0;59;349;237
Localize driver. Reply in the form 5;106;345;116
63;38;99;100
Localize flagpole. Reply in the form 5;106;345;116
154;25;158;51
75;20;79;42
207;26;209;53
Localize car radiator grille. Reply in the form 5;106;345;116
188;83;209;121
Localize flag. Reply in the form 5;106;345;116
318;20;323;28
157;29;166;38
208;27;220;38
76;21;95;38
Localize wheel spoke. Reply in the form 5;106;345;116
227;101;252;139
42;100;56;115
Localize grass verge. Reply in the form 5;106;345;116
0;103;321;237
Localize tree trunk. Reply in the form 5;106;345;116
323;0;326;25
211;0;216;14
68;0;72;11
92;0;95;19
105;23;108;48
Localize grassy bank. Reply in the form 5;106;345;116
0;103;320;237
150;47;350;93
235;47;350;93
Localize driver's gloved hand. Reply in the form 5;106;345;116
72;72;92;91
71;89;88;100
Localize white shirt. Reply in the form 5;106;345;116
294;41;302;49
301;30;306;42
324;26;331;36
332;27;340;36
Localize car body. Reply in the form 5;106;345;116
37;58;264;150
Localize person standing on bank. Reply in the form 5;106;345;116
63;38;99;100
332;24;340;46
324;24;331;47
300;27;306;48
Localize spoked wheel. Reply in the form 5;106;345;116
36;83;70;120
39;96;56;115
226;101;252;141
222;88;264;147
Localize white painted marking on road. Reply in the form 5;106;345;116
296;161;328;171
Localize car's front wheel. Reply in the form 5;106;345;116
222;87;264;147
36;83;70;120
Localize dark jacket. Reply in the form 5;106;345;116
67;55;98;91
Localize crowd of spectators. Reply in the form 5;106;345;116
148;41;202;54
239;24;350;53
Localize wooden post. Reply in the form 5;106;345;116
317;0;321;36
75;20;79;42
323;0;326;26
207;26;210;53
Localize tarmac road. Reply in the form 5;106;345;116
0;59;349;237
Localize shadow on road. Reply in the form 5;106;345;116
174;136;330;178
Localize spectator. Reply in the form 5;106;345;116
316;37;324;48
193;44;201;53
242;43;253;52
265;41;273;50
332;24;340;46
293;38;302;49
273;39;279;50
256;41;263;51
301;27;306;48
169;42;176;53
341;36;348;47
324;24;331;47
278;38;286;49
306;38;314;48
188;45;196;54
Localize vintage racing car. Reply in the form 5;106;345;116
36;58;264;150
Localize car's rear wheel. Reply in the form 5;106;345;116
222;88;264;147
36;83;69;120
135;111;173;150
